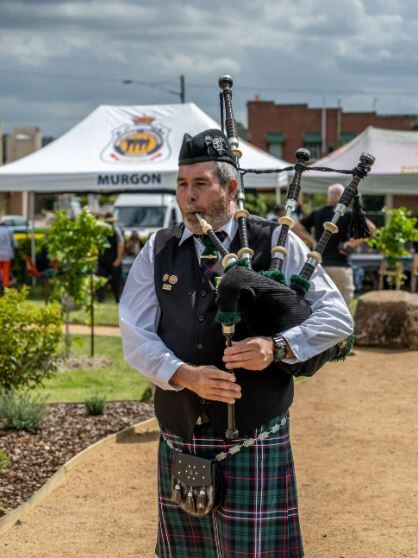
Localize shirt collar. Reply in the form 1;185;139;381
179;217;238;246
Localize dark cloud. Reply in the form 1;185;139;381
0;0;417;137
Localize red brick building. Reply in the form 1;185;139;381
247;98;418;163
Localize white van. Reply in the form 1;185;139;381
113;193;182;239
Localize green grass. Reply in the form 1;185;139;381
32;335;150;403
70;301;119;326
27;298;119;327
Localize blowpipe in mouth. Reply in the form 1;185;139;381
195;213;213;234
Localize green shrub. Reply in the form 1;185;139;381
0;391;49;432
0;288;63;391
84;394;107;416
368;207;418;261
0;450;9;472
140;385;153;402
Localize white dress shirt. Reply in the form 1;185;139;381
119;218;353;390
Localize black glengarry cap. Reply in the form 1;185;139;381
178;129;237;169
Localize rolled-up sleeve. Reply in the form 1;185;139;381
119;235;184;390
280;230;354;361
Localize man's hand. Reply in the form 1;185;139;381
170;364;241;404
223;336;275;371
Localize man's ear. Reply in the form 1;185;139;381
227;178;238;200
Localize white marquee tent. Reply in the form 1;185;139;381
0;103;289;193
302;126;418;195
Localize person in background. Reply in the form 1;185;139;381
0;221;17;290
293;184;376;309
35;239;53;275
271;203;286;222
125;230;143;256
96;212;124;303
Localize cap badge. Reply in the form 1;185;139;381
212;137;225;153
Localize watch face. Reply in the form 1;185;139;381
273;336;287;362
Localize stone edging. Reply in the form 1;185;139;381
0;416;158;537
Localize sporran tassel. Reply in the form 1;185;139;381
185;490;195;513
196;488;207;512
348;193;371;240
171;483;182;505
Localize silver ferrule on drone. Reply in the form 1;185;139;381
333;203;347;222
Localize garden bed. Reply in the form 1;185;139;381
0;401;154;513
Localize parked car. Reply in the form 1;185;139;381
113;194;182;239
0;215;29;233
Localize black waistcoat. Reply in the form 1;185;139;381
153;217;294;441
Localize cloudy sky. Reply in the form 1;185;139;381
1;0;418;138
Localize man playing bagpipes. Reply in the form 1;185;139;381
119;123;360;556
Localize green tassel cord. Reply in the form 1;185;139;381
224;257;252;273
331;334;355;361
215;311;241;325
260;270;287;284
289;274;310;295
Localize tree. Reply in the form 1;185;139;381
245;193;268;217
47;209;111;352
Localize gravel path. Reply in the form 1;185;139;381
68;324;120;336
1;348;417;558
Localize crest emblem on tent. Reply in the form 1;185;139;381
101;114;171;163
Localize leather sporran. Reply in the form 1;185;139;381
171;452;224;517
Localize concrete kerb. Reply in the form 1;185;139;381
0;416;158;537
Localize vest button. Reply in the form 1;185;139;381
201;290;207;297
198;315;205;322
200;399;206;404
197;342;203;349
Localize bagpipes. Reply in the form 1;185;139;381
198;75;375;439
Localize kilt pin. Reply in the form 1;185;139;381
156;412;304;558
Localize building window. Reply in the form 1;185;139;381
303;132;322;160
266;132;285;160
339;132;356;146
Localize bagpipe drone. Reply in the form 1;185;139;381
196;75;375;439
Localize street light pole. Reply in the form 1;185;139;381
180;74;185;103
122;75;186;103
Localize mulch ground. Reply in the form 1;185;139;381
0;401;154;513
1;348;417;558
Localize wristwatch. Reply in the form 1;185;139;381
272;334;289;363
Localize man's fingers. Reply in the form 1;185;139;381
206;380;241;395
208;387;241;399
225;359;261;371
206;369;237;382
223;345;253;362
197;372;242;404
205;389;240;404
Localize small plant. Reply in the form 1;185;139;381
0;450;9;472
0;391;49;432
84;394;107;416
368;207;418;288
368;207;418;262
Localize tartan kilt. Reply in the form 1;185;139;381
156;412;304;558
